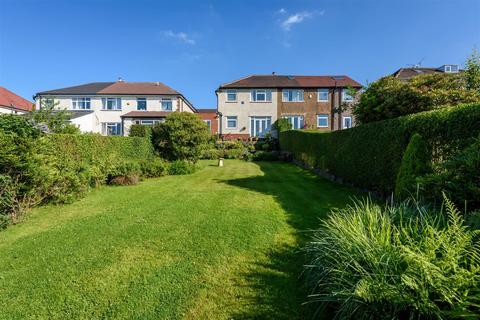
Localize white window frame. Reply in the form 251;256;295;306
250;89;272;102
342;116;352;129
161;98;173;111
342;90;354;102
317;89;329;102
226;90;237;102
226;116;237;129
72;97;91;110
204;119;212;129
282;89;304;102
102;122;122;136
317;114;329;128
250;116;272;137
445;65;452;73
102;97;122;110
283;115;304;129
137;98;147;111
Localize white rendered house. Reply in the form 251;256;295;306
34;79;196;136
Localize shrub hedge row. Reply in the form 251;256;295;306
279;103;480;194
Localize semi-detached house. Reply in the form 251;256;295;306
34;80;196;136
216;74;362;139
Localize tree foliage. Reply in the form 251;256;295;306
464;48;480;93
354;73;480;124
151;112;210;162
30;99;80;134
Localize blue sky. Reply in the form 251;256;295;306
1;0;479;108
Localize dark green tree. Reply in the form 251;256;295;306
151;112;210;162
394;133;432;199
464;48;480;93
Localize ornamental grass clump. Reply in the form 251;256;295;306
305;196;480;319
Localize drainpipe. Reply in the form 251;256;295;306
332;81;337;131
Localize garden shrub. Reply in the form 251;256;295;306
354;73;480;124
0;115;155;227
129;124;151;138
419;135;480;211
167;160;196;175
139;159;169;178
200;148;221;159
305;196;480;319
251;151;280;161
151;112;210;162
394;133;431;199
107;161;141;186
280;103;480;195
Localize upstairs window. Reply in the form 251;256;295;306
226;90;237;102
251;89;272;102
282;89;304;102
137;98;147;111
342;90;354;102
102;98;122;110
317;89;329;102
204;120;212;131
161;98;173;111
72;97;91;110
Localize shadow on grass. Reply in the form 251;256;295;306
219;161;362;319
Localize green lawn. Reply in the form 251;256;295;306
0;160;360;319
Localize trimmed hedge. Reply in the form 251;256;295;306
280;103;480;194
47;134;154;164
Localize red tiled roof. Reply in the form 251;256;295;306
0;86;34;112
197;108;217;113
219;75;362;89
121;111;172;118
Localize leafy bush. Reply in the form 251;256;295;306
139;159;169;178
151;112;210;162
167;160;196;175
273;118;291;133
251;151;280;161
0;116;155;226
129;124;151;138
419;136;480;211
200;148;221;159
107;161;141;186
354;73;480;124
394;133;432;199
305;197;480;319
280;103;480;195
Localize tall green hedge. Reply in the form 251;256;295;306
47;134;154;163
279;103;480;194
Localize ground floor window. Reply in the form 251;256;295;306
226;116;237;128
135;119;163;126
204;120;212;131
250;116;272;137
343;116;352;129
317;114;329;128
102;122;122;136
283;115;304;129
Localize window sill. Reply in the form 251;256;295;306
101;109;122;111
317;100;329;103
225;101;238;103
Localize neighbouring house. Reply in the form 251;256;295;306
197;109;218;135
392;64;461;80
34;79;196;136
0;86;34;114
216;74;362;139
